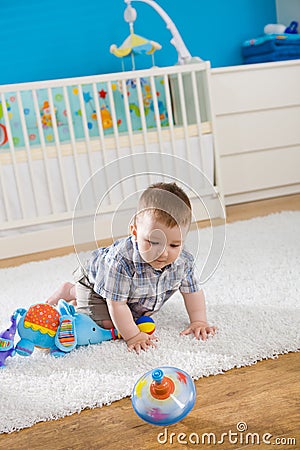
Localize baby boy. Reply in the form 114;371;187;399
46;182;216;353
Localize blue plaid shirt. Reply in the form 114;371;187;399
84;236;202;319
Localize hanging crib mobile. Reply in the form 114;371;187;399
110;0;201;71
110;3;162;70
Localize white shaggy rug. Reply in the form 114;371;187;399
0;211;299;433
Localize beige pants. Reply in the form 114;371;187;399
73;266;111;326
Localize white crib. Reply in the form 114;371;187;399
0;62;224;259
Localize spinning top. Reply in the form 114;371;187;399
132;367;196;426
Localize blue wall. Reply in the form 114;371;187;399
0;0;277;85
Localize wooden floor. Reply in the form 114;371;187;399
0;194;299;449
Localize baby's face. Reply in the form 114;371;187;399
131;213;188;270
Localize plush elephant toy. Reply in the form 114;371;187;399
14;300;119;358
0;312;19;367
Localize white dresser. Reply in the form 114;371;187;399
211;60;300;205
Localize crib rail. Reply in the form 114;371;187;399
0;62;222;256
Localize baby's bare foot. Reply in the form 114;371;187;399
69;299;77;307
45;282;76;305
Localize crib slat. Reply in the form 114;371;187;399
106;81;121;157
177;73;196;194
135;77;149;152
0;93;26;219
202;64;223;202
91;82;111;207
135;77;153;185
121;80;134;154
191;70;204;173
163;74;176;156
106;81;125;199
32;89;56;214
62;86;83;196
77;84;98;203
16;92;39;216
163;74;178;180
149;76;163;153
0;164;11;222
177;73;191;161
47;88;71;212
150;75;168;183
120;79;140;193
0;96;12;221
91;82;107;159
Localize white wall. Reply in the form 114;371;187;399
276;0;300;27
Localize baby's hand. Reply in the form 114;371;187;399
180;321;217;341
126;331;158;354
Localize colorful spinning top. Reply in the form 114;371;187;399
132;366;196;426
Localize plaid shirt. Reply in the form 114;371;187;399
84;236;202;319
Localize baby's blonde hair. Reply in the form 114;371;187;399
136;182;192;228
